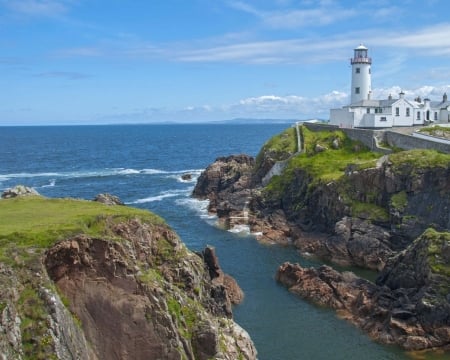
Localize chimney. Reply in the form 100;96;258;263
444;93;448;102
388;94;392;100
399;91;405;99
367;91;371;100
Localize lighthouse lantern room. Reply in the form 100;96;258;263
350;44;372;104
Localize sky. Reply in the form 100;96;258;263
2;0;450;125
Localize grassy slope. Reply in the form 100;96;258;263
263;125;450;223
0;196;164;263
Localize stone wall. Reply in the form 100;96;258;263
385;131;450;153
303;123;390;153
302;122;450;154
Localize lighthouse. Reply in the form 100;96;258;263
350;44;372;104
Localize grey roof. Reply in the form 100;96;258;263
349;98;396;107
431;100;450;109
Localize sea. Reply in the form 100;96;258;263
0;124;443;360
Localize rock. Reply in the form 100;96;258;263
315;144;327;152
1;185;39;199
93;193;124;205
276;228;450;351
181;173;192;181
201;246;244;308
331;138;340;149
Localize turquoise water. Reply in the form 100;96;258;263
0;124;427;359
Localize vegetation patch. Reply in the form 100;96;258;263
255;127;297;169
351;201;389;222
418;125;450;139
424;228;450;277
390;191;408;212
18;285;55;359
263;126;380;201
167;296;200;340
388;149;450;172
0;196;164;265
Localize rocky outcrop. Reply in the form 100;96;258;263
193;154;255;228
1;185;40;199
93;193;124;205
276;229;450;351
0;197;257;360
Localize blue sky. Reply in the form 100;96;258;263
2;0;450;125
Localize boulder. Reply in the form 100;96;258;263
93;193;124;205
1;185;39;199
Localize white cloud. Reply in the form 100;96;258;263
227;0;357;29
1;0;71;17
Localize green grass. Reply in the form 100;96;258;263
425;228;450;277
390;191;408;212
351;201;389;222
263;126;380;200
418;125;450;135
255;127;297;168
0;196;164;264
388;149;450;171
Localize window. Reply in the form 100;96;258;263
355;87;360;94
369;68;371;74
417;111;421;120
406;108;410;117
356;67;360;74
434;112;438;121
366;108;370;114
380;117;387;121
395;107;400;116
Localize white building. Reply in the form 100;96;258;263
330;45;450;128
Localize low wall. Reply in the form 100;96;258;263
303;123;389;153
385;131;450;153
302;122;450;154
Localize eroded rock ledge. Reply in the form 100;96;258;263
276;229;450;351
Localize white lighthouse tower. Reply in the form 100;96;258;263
350;44;372;104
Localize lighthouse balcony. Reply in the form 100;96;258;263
351;57;372;64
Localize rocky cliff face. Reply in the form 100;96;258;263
193;131;450;270
0;194;257;360
276;229;450;351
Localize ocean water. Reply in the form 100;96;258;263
0;124;418;359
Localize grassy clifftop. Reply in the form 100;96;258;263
0;196;164;264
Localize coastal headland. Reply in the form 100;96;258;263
0;188;256;360
193;123;450;353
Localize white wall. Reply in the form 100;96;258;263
391;99;415;126
330;108;354;127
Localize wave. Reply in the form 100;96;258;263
128;188;191;204
0;168;204;181
175;197;215;220
228;224;251;235
41;179;56;188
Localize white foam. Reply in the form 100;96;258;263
128;193;178;204
117;168;141;175
176;197;215;219
228;224;251;235
41;179;56;188
128;188;191;204
0;168;204;182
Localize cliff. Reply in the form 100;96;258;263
0;193;256;360
193;124;450;352
194;125;450;269
276;228;450;351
